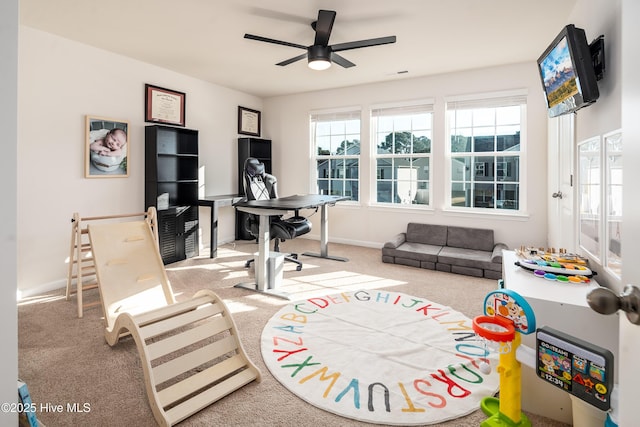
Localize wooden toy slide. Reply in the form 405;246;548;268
66;208;157;318
88;218;261;426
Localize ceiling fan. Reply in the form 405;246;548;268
244;9;396;70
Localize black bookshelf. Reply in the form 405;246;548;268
145;125;199;263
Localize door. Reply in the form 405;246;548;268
547;114;575;252
619;2;640;424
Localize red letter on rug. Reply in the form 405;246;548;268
430;369;471;398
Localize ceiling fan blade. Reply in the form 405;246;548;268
331;52;356;68
331;36;396;52
276;53;307;66
246;7;310;26
244;33;307;50
314;10;336;46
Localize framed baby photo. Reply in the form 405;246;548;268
85;115;130;178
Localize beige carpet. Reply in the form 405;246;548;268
18;239;570;426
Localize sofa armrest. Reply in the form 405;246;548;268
384;233;406;249
491;243;509;263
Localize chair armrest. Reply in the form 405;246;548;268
491;243;509;263
384;233;407;249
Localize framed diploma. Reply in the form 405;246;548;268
238;106;261;136
145;84;186;127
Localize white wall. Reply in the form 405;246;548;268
570;0;622;141
264;62;549;250
1;0;19;424
567;0;622;290
17;27;262;296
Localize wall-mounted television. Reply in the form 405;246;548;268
537;24;600;118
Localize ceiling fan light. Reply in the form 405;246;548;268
307;45;331;70
308;59;331;70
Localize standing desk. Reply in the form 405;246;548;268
233;194;349;298
198;194;242;258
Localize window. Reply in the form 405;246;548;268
310;110;360;201
372;103;433;206
578;131;623;280
578;137;601;260
446;93;526;211
605;130;622;278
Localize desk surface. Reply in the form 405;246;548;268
234;194;350;210
198;194;242;206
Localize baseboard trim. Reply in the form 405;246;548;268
300;235;381;249
18;279;66;301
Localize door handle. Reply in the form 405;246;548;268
587;285;640;325
552;191;563;199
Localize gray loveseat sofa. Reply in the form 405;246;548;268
381;223;508;279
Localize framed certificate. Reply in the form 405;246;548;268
238;106;261;136
145;84;186;127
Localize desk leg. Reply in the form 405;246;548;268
255;215;269;291
235;214;291;299
209;202;218;258
303;203;348;262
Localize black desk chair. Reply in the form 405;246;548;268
242;158;311;271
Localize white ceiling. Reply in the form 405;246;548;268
20;0;577;98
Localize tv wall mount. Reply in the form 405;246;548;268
589;35;605;81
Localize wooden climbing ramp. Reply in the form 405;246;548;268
88;217;261;426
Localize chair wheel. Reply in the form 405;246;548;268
296;265;302;271
244;260;251;268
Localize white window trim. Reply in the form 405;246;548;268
577;135;602;262
443;90;528;214
309;107;363;202
369;100;435;208
603;128;622;282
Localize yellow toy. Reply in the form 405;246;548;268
473;289;536;427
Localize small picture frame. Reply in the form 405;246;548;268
145;84;186;127
238;106;261;137
85;115;129;178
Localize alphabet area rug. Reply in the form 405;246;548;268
260;290;500;425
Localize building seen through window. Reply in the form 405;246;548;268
372;105;433;206
311;111;360;201
447;97;525;211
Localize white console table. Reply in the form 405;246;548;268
502;250;619;424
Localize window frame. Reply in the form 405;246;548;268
444;90;528;214
309;108;362;203
578;136;602;261
370;101;434;208
604;129;622;280
578;130;622;281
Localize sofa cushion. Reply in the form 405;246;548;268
382;242;442;263
406;223;448;246
395;258;421;268
438;246;495;270
451;265;484;277
446;226;494;252
484;269;503;280
383;232;406;249
491;244;509;263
